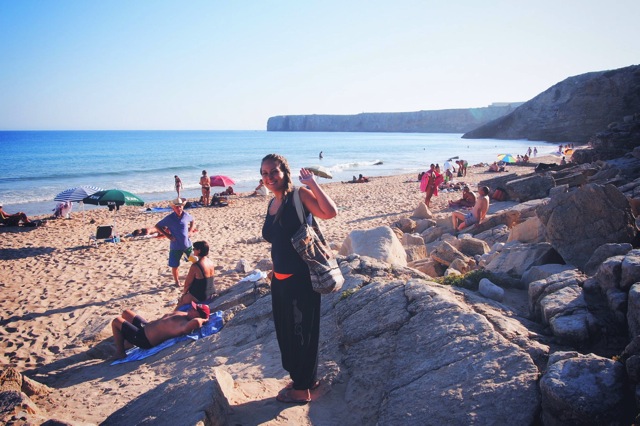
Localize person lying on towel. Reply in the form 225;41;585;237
111;302;210;359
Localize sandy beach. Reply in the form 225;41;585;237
0;155;561;422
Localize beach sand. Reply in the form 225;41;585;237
0;155;561;422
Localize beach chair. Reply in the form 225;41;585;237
90;225;115;247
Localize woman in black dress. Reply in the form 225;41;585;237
260;153;337;404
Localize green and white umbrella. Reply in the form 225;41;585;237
83;189;144;207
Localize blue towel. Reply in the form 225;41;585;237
111;310;224;365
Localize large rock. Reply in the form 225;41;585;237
583;243;633;276
430;241;472;268
507;216;545;243
343;280;541;425
484;241;564;277
540;352;629;425
536;183;636;270
339;226;408;266
505;174;555;202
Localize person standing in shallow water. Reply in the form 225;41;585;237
199;170;211;207
174;175;183;199
260;153;338;404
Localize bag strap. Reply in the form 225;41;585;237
292;187;305;224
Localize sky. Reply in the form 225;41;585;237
0;1;638;131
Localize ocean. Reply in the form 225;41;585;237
0;131;557;217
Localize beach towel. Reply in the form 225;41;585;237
110;310;224;365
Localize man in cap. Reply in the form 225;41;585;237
156;197;196;287
111;301;210;359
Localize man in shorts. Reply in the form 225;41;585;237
156;198;195;287
111;301;210;359
451;186;490;231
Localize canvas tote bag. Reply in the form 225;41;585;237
290;188;344;294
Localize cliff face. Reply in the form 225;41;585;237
267;104;521;133
463;65;640;143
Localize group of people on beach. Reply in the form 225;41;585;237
112;153;338;404
419;159;490;232
173;171;239;208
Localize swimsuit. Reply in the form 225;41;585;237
121;315;153;349
188;262;216;301
464;212;478;226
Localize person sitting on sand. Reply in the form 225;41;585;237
111;302;210;359
250;179;269;196
0;204;33;226
221;186;235;195
177;240;216;308
448;186;476;208
357;174;369;183
451;186;490;231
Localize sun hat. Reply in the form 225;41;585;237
191;301;210;319
171;198;184;206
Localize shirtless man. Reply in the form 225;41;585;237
111;301;210;359
448;186;476;208
451;186;490;231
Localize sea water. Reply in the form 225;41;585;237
0;130;558;217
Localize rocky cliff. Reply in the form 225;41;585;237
267;104;521;133
463;64;640;143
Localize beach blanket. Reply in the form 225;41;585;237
143;207;173;213
110;310;224;365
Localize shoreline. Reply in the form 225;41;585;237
0;153;563;423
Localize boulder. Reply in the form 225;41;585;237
411;202;433;219
430;241;472;267
528;270;586;323
401;233;424;247
484;241;564;277
407;258;446;277
505;174;556;202
536;183;636;270
583;243;633;276
452;235;491;257
507;216;545;243
339;226;407;266
478;278;504;302
404;245;427;262
621;249;640;291
540;353;629;425
415;218;436;234
521;264;577;287
394;217;416;233
628;283;640;339
420;224;446;243
474;224;510;246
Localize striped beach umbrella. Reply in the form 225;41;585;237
54;185;103;202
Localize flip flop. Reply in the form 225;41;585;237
281;380;320;392
276;389;311;404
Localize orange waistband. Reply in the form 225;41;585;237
273;272;293;280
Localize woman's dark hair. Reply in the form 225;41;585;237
261;153;294;223
193;240;209;257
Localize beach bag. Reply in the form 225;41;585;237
492;187;507;201
291;188;344;295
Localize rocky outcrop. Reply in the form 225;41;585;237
463;64;640;143
267;104;521;133
536;183;636;270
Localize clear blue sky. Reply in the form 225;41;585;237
1;0;638;130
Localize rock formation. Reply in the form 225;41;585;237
463;64;640;143
267;104;521;133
